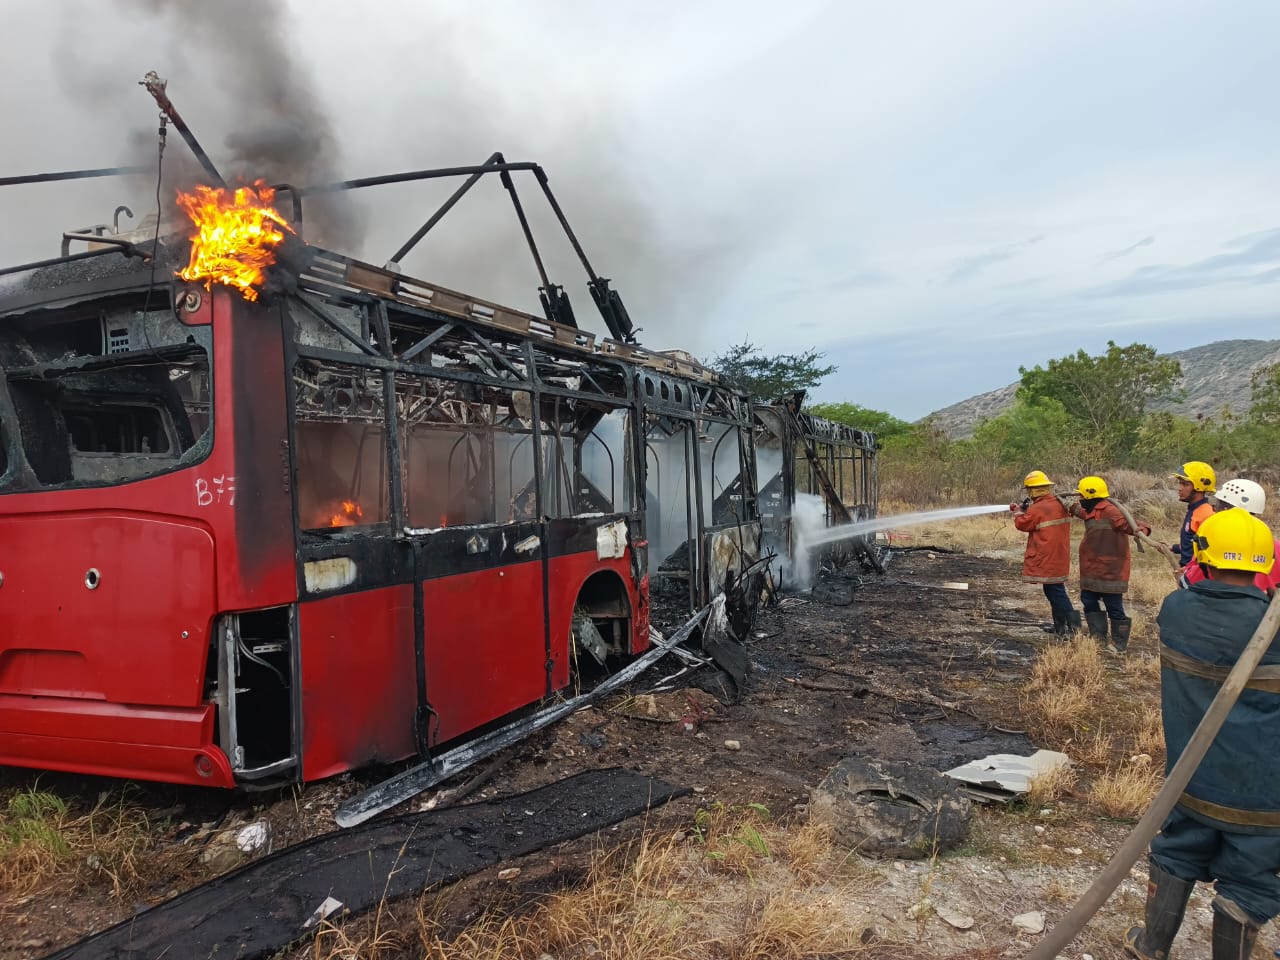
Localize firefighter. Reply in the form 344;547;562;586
1179;478;1280;596
1169;460;1216;568
1069;475;1150;652
1125;508;1280;960
1009;469;1079;636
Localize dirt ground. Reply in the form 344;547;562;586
3;544;1278;959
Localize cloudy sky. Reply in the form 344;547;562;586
3;1;1277;419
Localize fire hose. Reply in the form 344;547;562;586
1109;498;1183;579
1024;587;1280;959
1056;492;1181;578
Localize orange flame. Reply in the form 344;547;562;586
175;179;293;302
329;500;365;528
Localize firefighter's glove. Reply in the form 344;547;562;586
1138;522;1152;537
1009;502;1020;513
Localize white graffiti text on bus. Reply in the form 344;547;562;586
195;476;237;507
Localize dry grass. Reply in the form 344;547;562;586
1023;635;1107;741
1134;703;1165;756
405;805;882;960
1043;878;1077;904
0;783;170;902
1031;686;1095;735
1090;758;1162;819
312;908;404;960
1030;635;1107;691
1077;727;1117;767
1127;559;1181;608
1022;621;1167;789
1026;763;1078;808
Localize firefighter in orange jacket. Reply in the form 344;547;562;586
1168;460;1216;568
1010;470;1080;636
1069;475;1150;652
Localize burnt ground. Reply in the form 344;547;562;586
5;548;1273;958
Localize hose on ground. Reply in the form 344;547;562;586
1023;588;1280;960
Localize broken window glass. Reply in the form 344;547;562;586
3;354;211;490
0;301;213;491
293;363;389;531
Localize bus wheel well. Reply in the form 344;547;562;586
576;570;632;619
570;571;632;682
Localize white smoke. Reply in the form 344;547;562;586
770;492;827;591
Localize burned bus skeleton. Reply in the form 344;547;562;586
754;395;881;580
0;124;881;799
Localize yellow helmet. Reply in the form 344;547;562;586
1077;476;1109;498
1023;470;1054;488
1171;460;1216;493
1193;509;1274;574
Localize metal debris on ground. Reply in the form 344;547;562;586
336;606;709;827
301;896;344;930
942;749;1072;803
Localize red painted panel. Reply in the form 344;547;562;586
545;552;644;692
0;290;298;617
0;514;216;706
297;587;418;781
213;292;297;610
0;694;232;787
0;290;298;786
421;562;548;744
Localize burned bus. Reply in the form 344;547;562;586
0;161;781;789
0;152;876;793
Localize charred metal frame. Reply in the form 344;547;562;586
278;247;758;756
753;393;879;570
280;244;752;601
278;157;637;343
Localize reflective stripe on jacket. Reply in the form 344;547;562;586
1072;498;1134;593
1013;494;1071;584
1157;580;1280;833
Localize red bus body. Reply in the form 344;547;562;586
0;247;762;789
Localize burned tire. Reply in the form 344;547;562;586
808;756;972;859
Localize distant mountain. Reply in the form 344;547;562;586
928;339;1280;439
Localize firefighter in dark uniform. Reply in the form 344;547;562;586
1169;460;1216;568
1125;508;1280;960
1010;469;1080;636
1069;475;1150;652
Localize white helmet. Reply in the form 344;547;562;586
1214;478;1266;515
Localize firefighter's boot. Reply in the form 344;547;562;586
1085;610;1110;641
1211;899;1260;960
1112;616;1133;653
1123;864;1194;960
1066;609;1082;634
